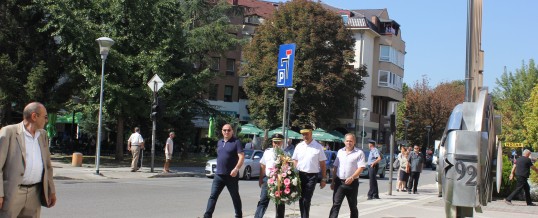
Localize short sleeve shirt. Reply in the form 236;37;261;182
260;148;276;177
367;147;380;165
128;133;143;145
216;137;244;175
408;152;424;172
515;156;533;178
334;148;366;179
165;137;173;154
292;140;327;173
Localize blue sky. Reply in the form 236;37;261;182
283;0;537;89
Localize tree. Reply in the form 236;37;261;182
241;0;365;130
38;0;243;159
493;59;538;147
523;85;538;151
404;77;465;148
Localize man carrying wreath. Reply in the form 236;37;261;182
254;133;286;218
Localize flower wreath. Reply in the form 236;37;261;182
267;147;301;205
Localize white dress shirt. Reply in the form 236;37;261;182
128;132;144;145
334;147;366;179
292;140;327;173
260;148;277;177
21;125;44;185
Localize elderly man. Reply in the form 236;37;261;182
329;133;366;218
292;124;327;218
0;102;57;217
505;149;538;206
204;124;245;218
127;127;145;172
407;145;424;194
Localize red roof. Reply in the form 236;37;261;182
227;0;279;18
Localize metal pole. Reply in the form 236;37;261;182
95;57;106;175
464;0;473;102
282;88;289;146
151;81;157;172
388;130;394;195
361;118;366;150
286;95;292;144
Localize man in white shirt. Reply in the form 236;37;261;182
127;127;144;172
163;132;175;173
254;133;286;218
292;124;327;218
329;133;366;218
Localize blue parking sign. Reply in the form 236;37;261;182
276;44;296;87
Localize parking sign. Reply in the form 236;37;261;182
276;44;296;87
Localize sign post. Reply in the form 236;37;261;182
276;44;296;143
147;74;164;172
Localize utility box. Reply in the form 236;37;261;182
72;152;83;167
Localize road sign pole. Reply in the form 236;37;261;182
282;88;289;147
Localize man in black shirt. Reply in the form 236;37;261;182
505;149;538;206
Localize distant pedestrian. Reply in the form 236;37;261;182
292;124;327;218
204;124;244;218
329;133;366;218
254;133;286;218
366;140;381;200
127;127;145;172
284;138;295;156
163;132;175;173
505;149;538;206
407;145;424;194
245;139;254;150
397;146;409;192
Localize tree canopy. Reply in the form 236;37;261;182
241;0;366;130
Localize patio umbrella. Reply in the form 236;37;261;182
267;127;302;140
46;113;57;139
239;123;263;135
329;130;345;141
312;128;342;142
208;116;216;138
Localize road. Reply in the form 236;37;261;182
42;169;437;218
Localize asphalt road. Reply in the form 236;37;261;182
42;169;437;218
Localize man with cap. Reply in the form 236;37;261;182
366;140;382;200
292;124;327;218
254;133;286;218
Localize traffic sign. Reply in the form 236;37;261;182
147;74;164;92
276;44;296;87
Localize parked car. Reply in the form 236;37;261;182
319;150;337;182
384;153;398;170
205;149;264;180
359;150;387;178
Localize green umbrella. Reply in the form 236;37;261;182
208;116;216;138
239;123;263;135
267;127;302;140
312;128;342;142
46;113;57;139
329;130;345;141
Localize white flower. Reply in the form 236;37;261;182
292;177;298;186
291;192;297;197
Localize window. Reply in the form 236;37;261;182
379;70;389;87
341;15;349;25
224;85;233;102
209;84;218;100
378;70;403;91
380;45;390;61
226;59;235;76
211;57;220;72
379;45;405;69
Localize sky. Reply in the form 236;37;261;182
281;0;537;89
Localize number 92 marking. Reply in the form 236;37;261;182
455;160;477;186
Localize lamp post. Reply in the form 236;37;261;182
360;108;369;150
95;37;114;175
404;119;410;146
425;125;432;156
284;88;296;144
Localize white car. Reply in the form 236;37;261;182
205;149;264;180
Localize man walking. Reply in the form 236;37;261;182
367;140;381;200
127;127;144;172
163;132;175;173
292;124;327;218
254;133;286;218
505;149;538;206
0;102;57;217
204;124;244;218
407;145;424;194
329;133;366;218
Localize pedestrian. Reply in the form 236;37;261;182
204;124;245;218
329;133;366;218
407;145;424;194
245;139;253;150
0;102;57;217
292;124;327;218
163;132;175;173
284;138;295;156
254;133;286;218
127;127;145;172
505;149;538;206
366;140;382;200
397;146;409;192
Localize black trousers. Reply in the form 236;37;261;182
204;174;242;218
254;178;285;218
299;172;318;218
367;165;379;198
407;172;421;193
506;176;532;205
329;178;359;218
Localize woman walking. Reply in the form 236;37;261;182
397;146;409;192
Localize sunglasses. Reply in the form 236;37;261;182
222;129;232;132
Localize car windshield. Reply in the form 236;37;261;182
244;150;254;159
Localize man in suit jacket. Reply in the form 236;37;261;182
0;102;57;217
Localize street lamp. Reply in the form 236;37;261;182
284;88;296;144
360;107;369;150
404;119;410;146
425;125;432;156
95;37;114;175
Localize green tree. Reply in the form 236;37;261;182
493;59;538;147
523;85;538;151
241;0;365;130
38;0;243;159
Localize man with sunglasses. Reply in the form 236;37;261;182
204;124;245;218
0;102;56;217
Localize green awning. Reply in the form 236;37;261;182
56;112;82;124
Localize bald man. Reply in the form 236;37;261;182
0;102;57;217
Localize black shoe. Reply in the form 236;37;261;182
367;197;373;200
505;200;512;205
131;169;136;172
408;191;411;194
528;203;537;206
374;197;381;199
438;193;442;197
413;192;418;194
